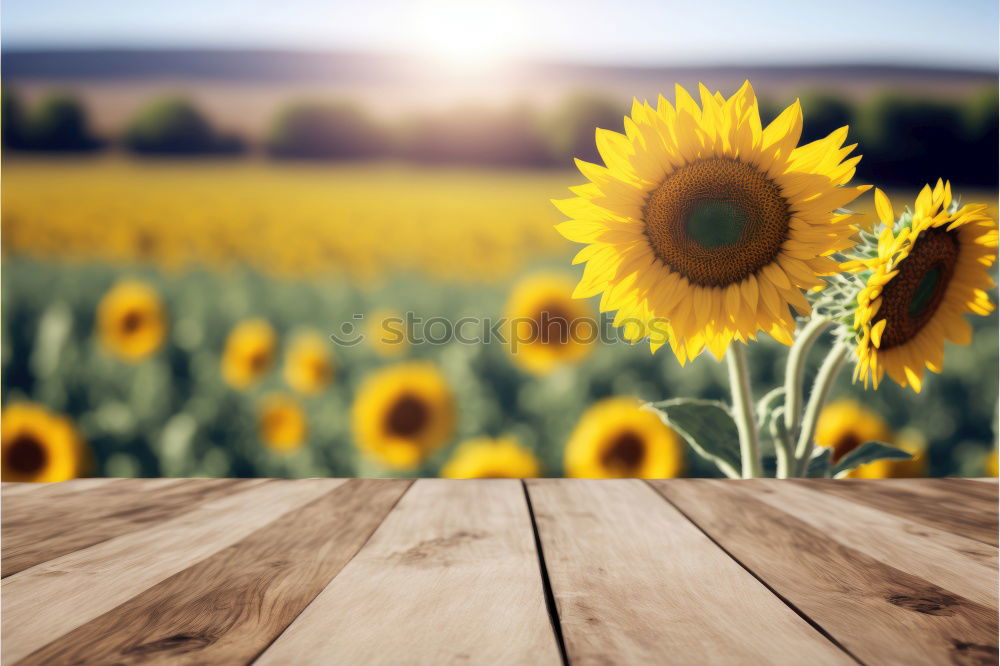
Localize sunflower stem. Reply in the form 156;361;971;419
793;341;850;477
726;343;762;478
780;316;833;478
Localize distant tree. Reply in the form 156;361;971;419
798;93;854;144
267;102;386;159
959;88;999;186
544;93;624;165
2;88;28;150
123;96;241;155
25;92;100;152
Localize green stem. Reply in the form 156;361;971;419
793;341;850;477
783;317;833;463
726;343;762;478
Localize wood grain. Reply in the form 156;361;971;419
806;478;999;546
257;479;562;665
1;478;341;663
527;479;851;665
16;479;411;665
2;477;256;577
653;479;999;666
744;479;998;608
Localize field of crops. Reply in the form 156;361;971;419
2;158;997;479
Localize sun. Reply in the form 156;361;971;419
410;0;522;69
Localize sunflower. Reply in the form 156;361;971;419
2;403;86;482
440;437;541;478
258;394;307;453
815;399;893;464
283;331;334;395
985;449;998;477
505;273;596;374
565;397;683;478
847;184;997;392
222;319;277;389
352;362;455;468
366;309;409;358
554;82;868;363
846;428;927;478
97;280;166;361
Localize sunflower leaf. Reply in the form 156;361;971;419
645;398;742;479
806;448;832;478
830;441;912;477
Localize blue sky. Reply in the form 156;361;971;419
3;0;997;68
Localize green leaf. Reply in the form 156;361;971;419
830;441;912;477
646;399;742;479
806;448;832;478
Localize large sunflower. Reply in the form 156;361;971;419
440;437;541;478
2;403;87;482
97;280;167;361
564;397;683;478
554;82;868;363
505;273;595;374
815;398;893;464
222;319;277;389
847;184;997;392
283;331;334;395
352;362;455;468
258;393;307;453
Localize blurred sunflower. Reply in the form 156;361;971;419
565;397;683;478
985;449;998;477
258;394;307;453
846;184;997;392
846;428;927;478
366;309;409;358
441;437;541;478
97;280;166;361
815;399;893;464
352;362;455;468
554;82;868;363
222;319;277;389
283;331;334;395
2;403;87;482
505;273;595;374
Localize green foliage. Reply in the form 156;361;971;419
646;399;742;478
267;101;386;159
799;92;853;143
2;88;29;149
830;442;911;477
543;93;625;164
25;93;100;152
123;96;242;155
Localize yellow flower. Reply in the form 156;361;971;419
258;394;307;453
283;331;334;395
366;309;409;358
1;403;87;482
352;362;455;468
222;319;277;389
815;399;893;464
985;449;998;477
441;437;541;478
846;428;927;478
554;82;868;364
505;273;596;374
848;184;997;392
565;397;683;478
96;280;166;361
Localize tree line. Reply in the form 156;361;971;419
3;87;996;187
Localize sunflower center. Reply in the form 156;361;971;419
4;432;48;476
121;309;145;334
247;350;270;373
536;302;573;346
386;394;430;438
875;228;959;350
643;158;790;287
601;430;645;472
831;432;862;463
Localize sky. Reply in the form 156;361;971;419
3;0;998;69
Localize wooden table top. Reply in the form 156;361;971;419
1;478;997;665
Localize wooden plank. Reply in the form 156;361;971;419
16;479;411;665
2;477;257;577
806;479;999;546
653;479;999;666
744;480;998;608
967;478;999;484
1;478;342;663
527;479;851;665
256;479;562;665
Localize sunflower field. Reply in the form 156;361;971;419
2;151;998;481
